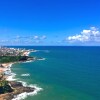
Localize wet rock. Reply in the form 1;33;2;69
0;81;35;100
9;81;23;88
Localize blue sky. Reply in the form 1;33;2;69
0;0;100;46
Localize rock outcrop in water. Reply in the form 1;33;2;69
0;81;35;100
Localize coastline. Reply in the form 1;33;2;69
0;51;42;100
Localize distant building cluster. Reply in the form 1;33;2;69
0;47;31;56
0;47;35;81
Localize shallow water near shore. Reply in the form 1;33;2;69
10;46;100;100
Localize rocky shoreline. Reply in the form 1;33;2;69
0;50;38;100
0;81;35;100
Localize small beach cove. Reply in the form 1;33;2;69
0;48;43;100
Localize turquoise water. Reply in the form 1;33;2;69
11;46;100;100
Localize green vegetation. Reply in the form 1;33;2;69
0;80;13;94
0;55;34;94
0;56;32;63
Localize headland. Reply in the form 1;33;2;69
0;47;38;100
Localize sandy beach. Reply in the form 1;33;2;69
0;63;13;72
0;50;31;74
0;49;42;100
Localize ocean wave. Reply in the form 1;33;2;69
6;64;17;81
22;60;33;63
21;73;30;77
12;82;43;100
6;72;17;81
5;63;43;100
37;58;46;61
33;50;50;53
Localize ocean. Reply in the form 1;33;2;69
10;46;100;100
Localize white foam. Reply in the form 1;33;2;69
25;51;30;56
6;62;43;100
8;63;13;68
12;81;43;100
5;63;17;81
7;72;17;81
38;58;46;61
7;71;43;100
12;87;42;100
22;60;33;63
21;73;30;77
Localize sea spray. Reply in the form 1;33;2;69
7;72;17;81
12;82;43;100
6;62;43;100
21;73;30;77
37;58;46;61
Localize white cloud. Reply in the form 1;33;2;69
34;35;39;39
33;35;47;40
67;27;100;42
90;27;97;31
0;39;9;43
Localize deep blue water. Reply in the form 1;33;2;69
10;46;100;100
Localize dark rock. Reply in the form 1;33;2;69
9;81;23;88
0;81;35;100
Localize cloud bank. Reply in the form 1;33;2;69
0;35;47;45
67;27;100;43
